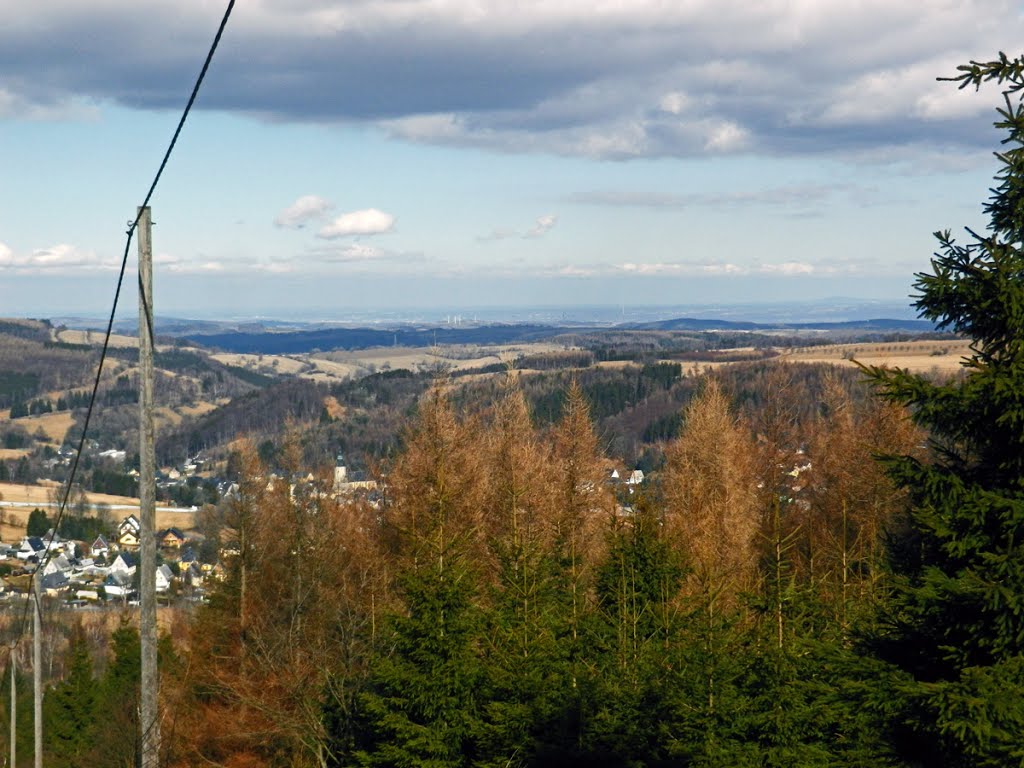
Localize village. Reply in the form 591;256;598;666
1;515;214;605
0;445;398;609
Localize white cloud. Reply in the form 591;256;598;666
477;228;518;242
317;208;395;239
759;261;815;275
165;261;227;274
525;214;558;238
659;91;689;115
330;243;385;262
275;195;334;229
618;261;748;276
0;0;1019;162
0;243;114;272
616;260;821;277
704;121;749;152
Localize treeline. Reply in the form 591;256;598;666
156;357;875;481
0;334;94;408
156;378;328;463
144;370;931;767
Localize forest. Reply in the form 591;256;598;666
3;52;1024;768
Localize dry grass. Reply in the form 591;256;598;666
0;481;140;506
0;449;29;460
210;343;572;384
179;400;220;418
6;411;76;444
55;328;139;348
0;482;198;540
211;352;309;375
323;396;346;420
780;339;972;374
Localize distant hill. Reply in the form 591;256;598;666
184;324;570;354
183;316;940;355
628;317;937;332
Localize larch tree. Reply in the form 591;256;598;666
547;381;610;675
805;373;919;635
659;378;760;765
476;378;563;767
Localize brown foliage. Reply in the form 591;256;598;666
661;378;759;600
801;372;921;627
385;384;490;574
171;437;387;767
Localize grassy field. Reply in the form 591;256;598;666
6;411;76;444
212;343;564;384
0;482;197;540
780;339;972;374
53;328;139;348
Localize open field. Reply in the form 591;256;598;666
318;343;564;373
54;328;139;348
0;481;137;506
212;344;570;384
0;482;197;540
0;449;29;461
6;411;76;444
780;339;972;374
211;352;310;375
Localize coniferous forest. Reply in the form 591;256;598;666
5;54;1024;768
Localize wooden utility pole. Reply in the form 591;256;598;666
32;579;40;768
137;206;160;767
9;648;15;768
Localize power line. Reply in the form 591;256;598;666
10;0;236;652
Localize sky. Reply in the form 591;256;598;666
1;0;1022;320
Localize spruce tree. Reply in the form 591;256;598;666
357;388;486;768
475;382;566;768
587;500;683;766
862;52;1024;767
44;626;96;768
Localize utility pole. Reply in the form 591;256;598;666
9;648;15;768
32;578;40;768
137;206;160;768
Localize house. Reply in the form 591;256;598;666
155;564;175;593
98;448;126;463
118;515;141;550
91;535;110;559
158;528;187;549
41;554;72;578
182;562;204;588
110;552;137;576
40;570;68;593
626;469;645;486
104;570;133;599
17;537;45;561
42;532;78;559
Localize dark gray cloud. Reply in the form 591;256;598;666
1;1;1020;160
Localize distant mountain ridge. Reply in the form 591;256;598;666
629;317;937;332
183;316;938;354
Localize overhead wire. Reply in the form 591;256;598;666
9;0;237;651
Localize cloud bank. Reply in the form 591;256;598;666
0;1;1019;161
0;242;113;273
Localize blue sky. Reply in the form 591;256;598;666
1;0;1021;319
